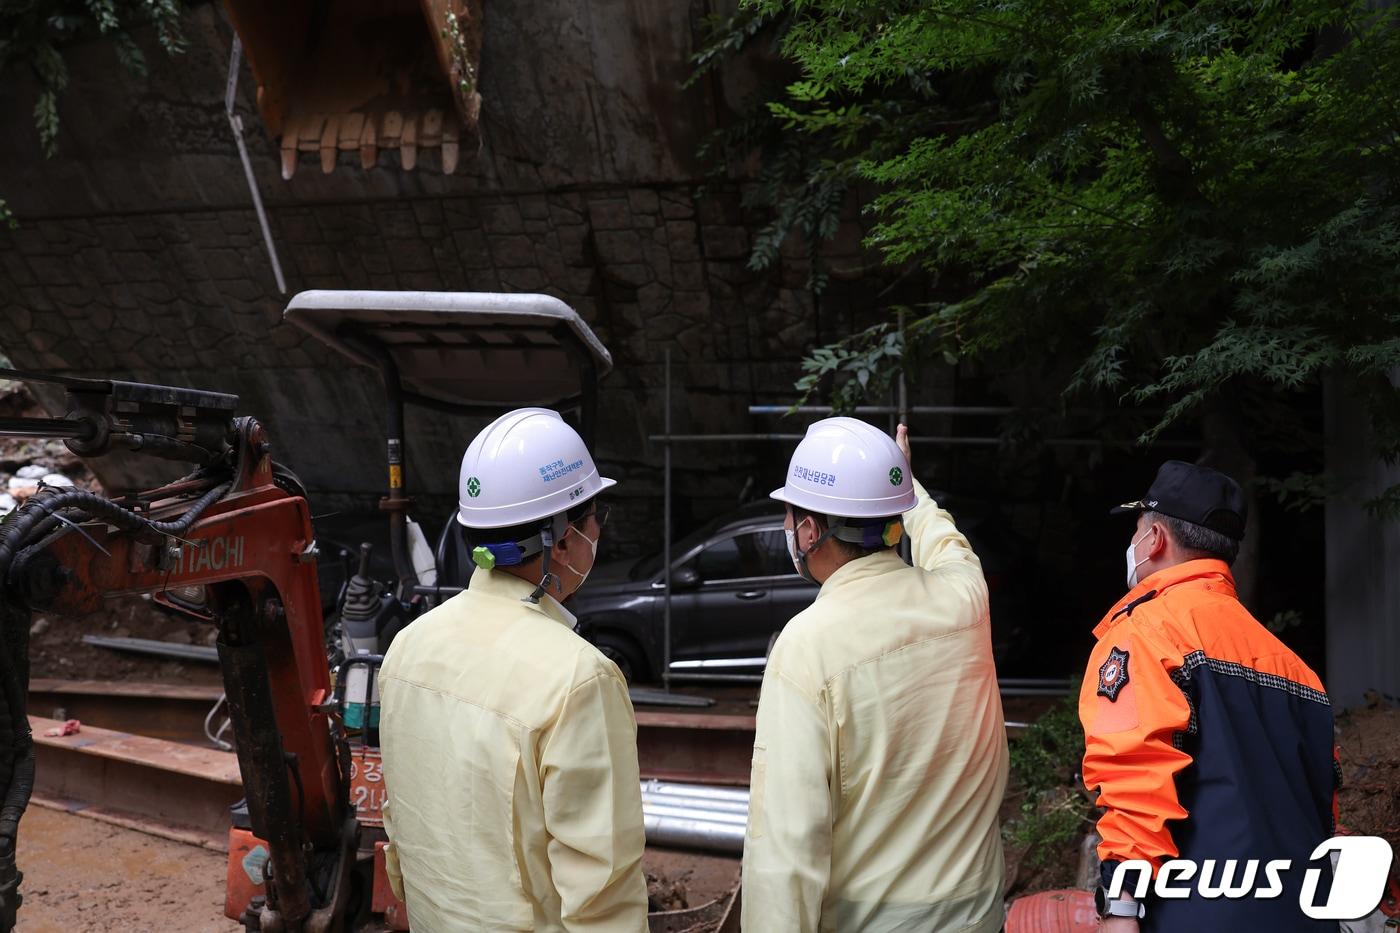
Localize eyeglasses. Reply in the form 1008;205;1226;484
575;502;610;531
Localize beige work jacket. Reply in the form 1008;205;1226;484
379;569;647;932
742;480;1009;932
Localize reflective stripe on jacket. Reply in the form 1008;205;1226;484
1080;559;1337;932
379;569;647;933
742;479;1009;933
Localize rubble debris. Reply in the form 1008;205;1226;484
647;870;691;913
0;381;101;516
7;475;38;501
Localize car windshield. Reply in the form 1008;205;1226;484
630;511;772;581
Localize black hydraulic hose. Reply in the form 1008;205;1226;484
0;750;32;851
0;485;226;571
0;480;231;850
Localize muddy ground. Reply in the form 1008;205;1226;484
15;803;737;932
644;848;740;912
18;805;237;932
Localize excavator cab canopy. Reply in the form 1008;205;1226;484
223;0;483;178
284;290;613;597
283;290;612;437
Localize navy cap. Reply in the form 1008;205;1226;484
1111;460;1247;541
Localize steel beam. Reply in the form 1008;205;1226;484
29;679;220;744
635;710;756;787
29;715;243;847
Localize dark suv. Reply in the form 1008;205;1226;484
568;501;817;682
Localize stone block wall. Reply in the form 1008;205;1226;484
0;2;934;557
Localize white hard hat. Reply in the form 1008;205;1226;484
771;417;916;518
457;408;615;529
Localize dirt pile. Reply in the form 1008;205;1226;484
28;594;223;686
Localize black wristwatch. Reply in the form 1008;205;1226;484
1095;885;1146;920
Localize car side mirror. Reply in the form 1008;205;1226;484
671;566;700;590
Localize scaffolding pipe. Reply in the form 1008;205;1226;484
663;349;673;693
650;433;1194;449
749;405;1016;416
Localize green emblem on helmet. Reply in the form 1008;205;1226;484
466;476;482;498
888;467;903;486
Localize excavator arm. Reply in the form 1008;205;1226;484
0;374;356;932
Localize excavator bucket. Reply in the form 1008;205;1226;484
222;0;483;179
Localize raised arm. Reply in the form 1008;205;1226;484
895;425;983;576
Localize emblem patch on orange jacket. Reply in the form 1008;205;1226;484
1097;646;1131;702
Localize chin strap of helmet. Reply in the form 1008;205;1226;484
526;514;568;604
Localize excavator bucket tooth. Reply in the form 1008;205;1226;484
222;0;483;176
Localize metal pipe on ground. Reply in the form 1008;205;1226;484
644;795;750;818
81;635;219;664
664;672;764;685
641;785;750;811
644;802;746;827
644;811;746;854
640;780;749;854
644;780;750;804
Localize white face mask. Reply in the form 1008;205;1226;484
559;525;599;593
1125;528;1151;588
785;520;822;585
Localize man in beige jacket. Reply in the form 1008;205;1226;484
379;408;646;932
743;418;1009;932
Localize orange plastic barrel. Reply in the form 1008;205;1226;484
1005;889;1098;933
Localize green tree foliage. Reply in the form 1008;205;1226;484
697;0;1400;512
0;0;186;226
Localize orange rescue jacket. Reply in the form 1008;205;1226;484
1079;559;1337;932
